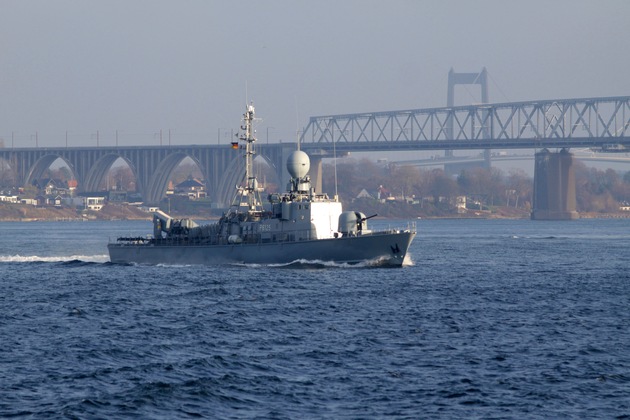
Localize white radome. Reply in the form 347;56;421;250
286;150;310;179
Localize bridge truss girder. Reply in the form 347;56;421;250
299;96;630;152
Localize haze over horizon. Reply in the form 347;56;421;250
1;0;629;149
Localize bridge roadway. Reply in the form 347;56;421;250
393;152;630;168
1;96;629;205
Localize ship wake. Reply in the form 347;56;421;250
236;256;409;269
0;254;110;263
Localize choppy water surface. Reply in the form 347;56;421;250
1;219;629;418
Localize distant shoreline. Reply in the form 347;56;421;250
0;203;630;222
0;203;151;223
0;203;627;222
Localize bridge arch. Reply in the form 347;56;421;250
0;158;18;187
144;152;205;204
252;153;283;194
25;154;77;187
83;154;137;193
212;152;283;207
215;155;245;207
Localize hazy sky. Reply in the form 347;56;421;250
1;0;629;148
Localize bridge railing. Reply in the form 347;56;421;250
299;96;630;151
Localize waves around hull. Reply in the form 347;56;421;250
0;254;110;263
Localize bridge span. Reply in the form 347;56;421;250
0;144;296;205
1;95;629;207
394;152;630;169
299;96;630;152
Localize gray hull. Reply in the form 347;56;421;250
108;231;415;267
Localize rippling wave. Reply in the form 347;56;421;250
1;219;629;418
0;254;110;263
236;256;404;269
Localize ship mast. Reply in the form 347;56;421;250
241;103;256;194
232;102;263;216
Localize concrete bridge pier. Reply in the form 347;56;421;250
308;156;323;194
531;149;579;220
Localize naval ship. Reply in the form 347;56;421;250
108;104;416;266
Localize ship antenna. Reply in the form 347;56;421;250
295;96;300;151
332;121;338;200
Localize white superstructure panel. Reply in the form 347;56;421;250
310;201;342;239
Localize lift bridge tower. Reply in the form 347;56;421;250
446;67;491;172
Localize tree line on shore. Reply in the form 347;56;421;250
319;159;630;217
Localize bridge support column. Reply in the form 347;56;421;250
531;149;579;220
308;156;323;193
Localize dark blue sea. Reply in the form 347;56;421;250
1;218;629;419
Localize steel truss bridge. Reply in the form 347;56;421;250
298;96;630;152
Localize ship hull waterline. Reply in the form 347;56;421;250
108;231;415;267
